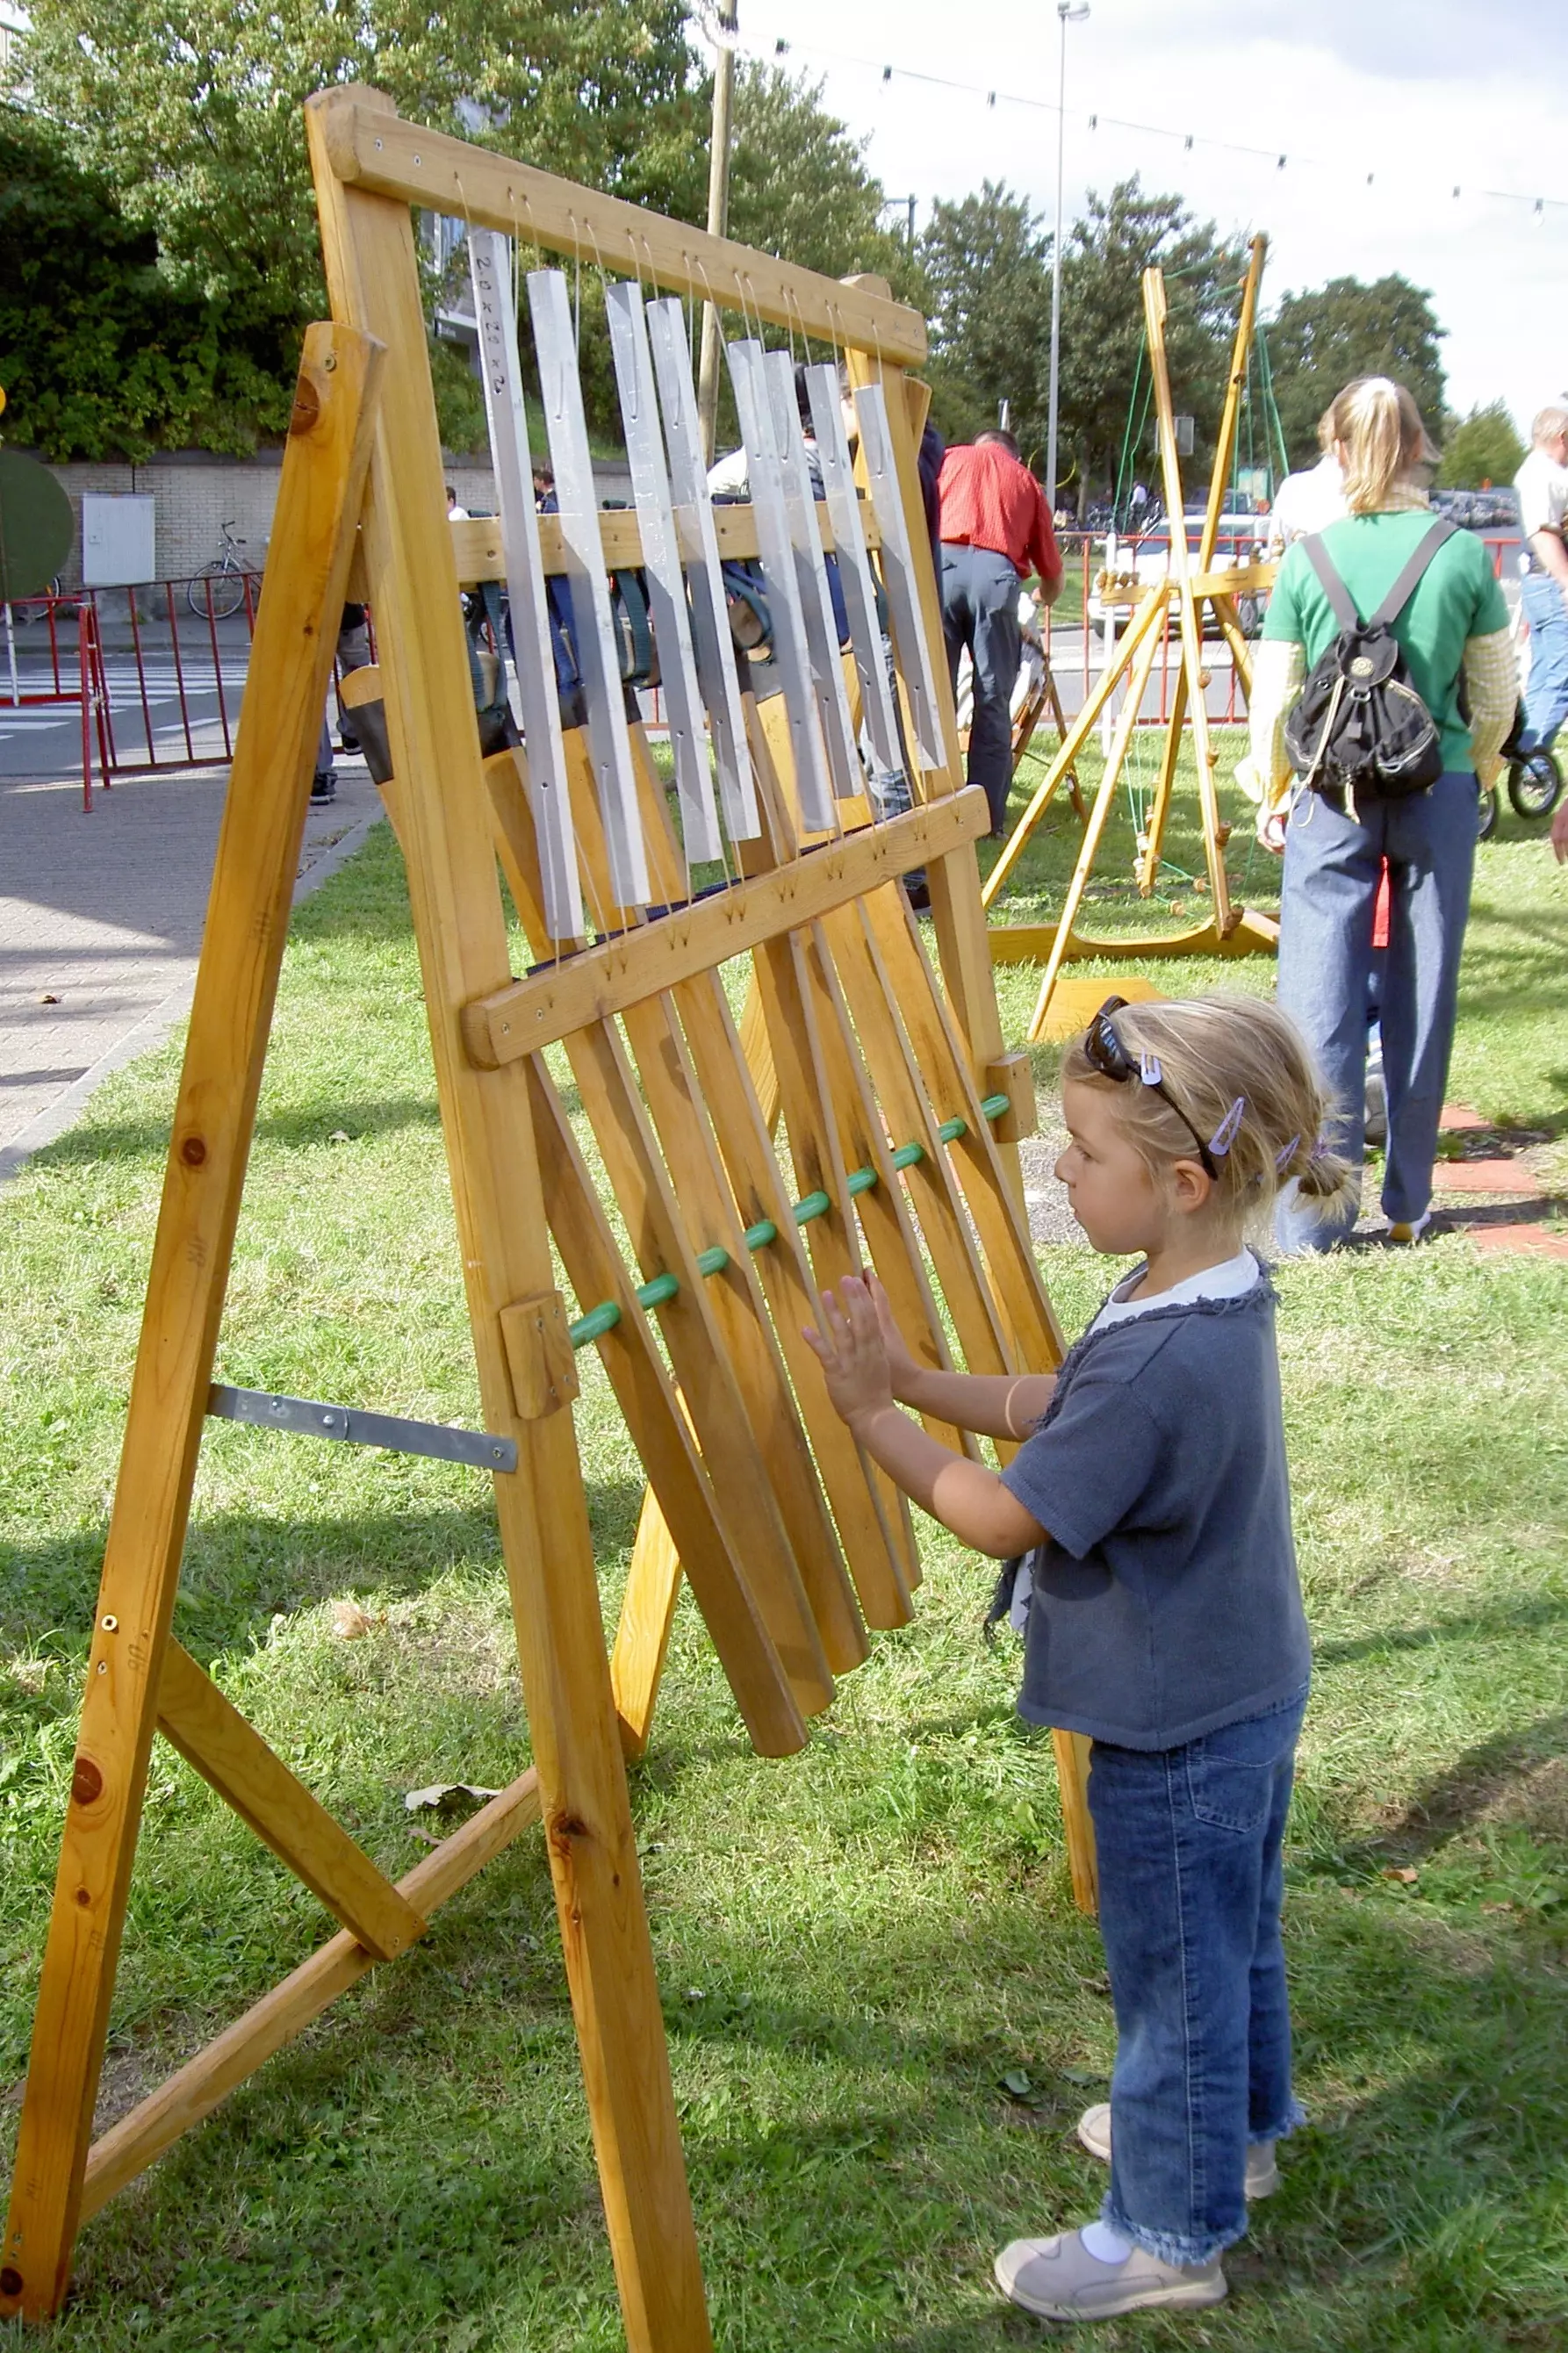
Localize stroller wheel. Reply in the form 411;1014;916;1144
1477;785;1499;842
1506;747;1564;820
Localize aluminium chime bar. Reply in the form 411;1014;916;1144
206;1385;519;1472
467;228;583;941
605;284;724;865
852;382;946;770
765;347;862;804
564;1096;1013;1349
726;337;838;832
528;268;651;910
806;362;903;777
644;299;760;844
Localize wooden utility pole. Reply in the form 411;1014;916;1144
696;0;738;462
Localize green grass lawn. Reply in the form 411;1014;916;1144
2;774;1566;2350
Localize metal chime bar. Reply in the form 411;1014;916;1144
644;299;759;844
468;229;584;940
853;382;946;770
725;337;837;831
604;284;723;866
207;1385;519;1472
806;363;903;777
764;348;861;802
528;268;651;909
564;1094;1013;1348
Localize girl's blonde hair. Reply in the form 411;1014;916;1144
1061;995;1351;1217
1319;376;1439;514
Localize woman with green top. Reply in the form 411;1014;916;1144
1248;378;1516;1250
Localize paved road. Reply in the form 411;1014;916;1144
0;760;383;1178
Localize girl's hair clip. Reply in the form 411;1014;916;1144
1138;1049;1162;1086
1207;1096;1246;1158
1275;1133;1300;1172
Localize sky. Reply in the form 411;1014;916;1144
735;0;1566;440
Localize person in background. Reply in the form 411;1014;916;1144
310;602;373;805
936;429;1063;836
1512;407;1568;767
1265;414;1348;558
1249;377;1516;1250
446;482;470;521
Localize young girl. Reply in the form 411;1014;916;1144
804;994;1346;2323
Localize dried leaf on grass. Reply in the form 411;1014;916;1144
403;1782;501;1815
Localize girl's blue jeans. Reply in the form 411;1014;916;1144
1089;1685;1309;2268
1275;770;1478;1251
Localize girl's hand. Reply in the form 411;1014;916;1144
802;1277;898;1430
866;1271;924;1399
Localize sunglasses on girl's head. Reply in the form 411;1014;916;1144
1082;997;1243;1182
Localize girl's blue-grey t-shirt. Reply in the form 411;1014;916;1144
999;1279;1310;1751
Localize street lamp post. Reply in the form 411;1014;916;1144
1047;1;1089;515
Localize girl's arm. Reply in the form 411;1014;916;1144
805;1278;1049;1559
865;1273;1056;1438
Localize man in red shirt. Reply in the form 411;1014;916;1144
936;429;1063;835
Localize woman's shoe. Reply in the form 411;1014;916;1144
1076;2102;1280;2197
995;2229;1226;2320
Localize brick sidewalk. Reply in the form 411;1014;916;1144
0;761;383;1180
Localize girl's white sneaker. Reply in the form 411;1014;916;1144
1075;2101;1281;2198
995;2229;1226;2320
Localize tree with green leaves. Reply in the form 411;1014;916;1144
917;176;1246;509
917;182;1051;454
1265;275;1446;466
726;64;909;290
1438;399;1524;489
1055;179;1247;512
10;7;905;454
0;102;284;457
14;0;708;443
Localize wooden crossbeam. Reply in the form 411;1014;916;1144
449;500;883;588
462;787;989;1060
313;91;927;364
79;1769;543;2224
156;1643;425;1961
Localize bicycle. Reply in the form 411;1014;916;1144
187;522;255;620
6;576;64;623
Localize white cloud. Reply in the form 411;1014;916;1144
745;0;1566;441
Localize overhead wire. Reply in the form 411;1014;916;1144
757;37;1568;222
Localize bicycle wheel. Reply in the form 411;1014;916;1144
1506;747;1563;820
188;565;244;620
1477;785;1498;842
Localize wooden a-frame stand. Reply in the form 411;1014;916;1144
983;236;1279;1040
3;91;1094;2346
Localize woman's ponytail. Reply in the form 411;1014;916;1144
1321;376;1437;514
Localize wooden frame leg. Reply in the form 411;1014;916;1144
1026;611;1166;1042
308;102;712;2349
1;322;384;2325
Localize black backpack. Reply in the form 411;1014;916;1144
1284;521;1457;804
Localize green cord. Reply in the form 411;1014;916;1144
567;1094;1018;1349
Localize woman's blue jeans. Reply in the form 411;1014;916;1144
1275;771;1478;1250
1089;1686;1308;2268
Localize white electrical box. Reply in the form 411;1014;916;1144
81;493;156;587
